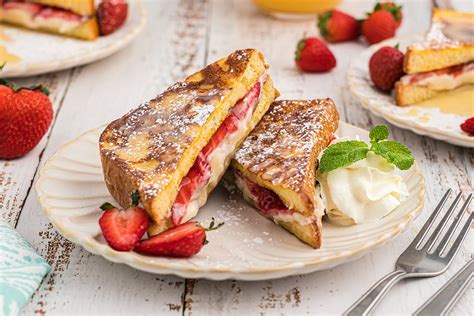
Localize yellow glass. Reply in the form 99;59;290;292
254;0;342;18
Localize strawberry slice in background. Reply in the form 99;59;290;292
99;193;149;251
460;117;474;135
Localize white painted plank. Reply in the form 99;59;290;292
15;0;211;314
183;0;473;315
0;70;72;226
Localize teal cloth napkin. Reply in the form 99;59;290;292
0;221;51;316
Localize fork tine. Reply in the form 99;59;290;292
441;194;474;261
410;189;452;249
433;193;472;255
424;192;463;251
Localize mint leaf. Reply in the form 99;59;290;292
369;125;389;143
371;141;414;170
319;141;369;174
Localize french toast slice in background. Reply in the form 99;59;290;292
0;0;99;40
100;49;278;236
403;9;474;74
231;99;339;248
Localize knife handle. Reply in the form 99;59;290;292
414;260;474;316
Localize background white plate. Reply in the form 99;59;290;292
36;122;425;281
347;35;474;148
0;0;146;78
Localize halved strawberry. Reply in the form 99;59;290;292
99;197;149;251
135;219;223;257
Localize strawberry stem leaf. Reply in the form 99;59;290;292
295;39;306;61
100;202;116;211
0;78;17;90
21;85;50;96
131;191;140;207
205;217;224;232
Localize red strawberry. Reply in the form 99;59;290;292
295;37;336;73
460;117;474;135
99;196;149;251
0;81;13;98
369;46;404;91
97;0;128;36
318;9;359;43
135;219;223;257
374;1;403;29
0;82;53;159
362;10;397;44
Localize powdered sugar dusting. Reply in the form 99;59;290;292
234;99;339;191
411;10;473;50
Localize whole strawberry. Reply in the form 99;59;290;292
97;0;128;36
318;9;359;43
369;45;404;91
295;37;336;73
362;10;397;44
460;117;474;136
0;81;53;159
374;1;403;29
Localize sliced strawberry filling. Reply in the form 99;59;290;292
3;1;84;20
408;61;474;84
3;1;42;14
171;81;262;225
36;7;82;22
243;173;289;217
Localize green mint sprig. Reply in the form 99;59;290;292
319;125;414;174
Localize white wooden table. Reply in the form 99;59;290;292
2;0;473;314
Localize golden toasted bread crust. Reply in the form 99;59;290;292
100;49;274;231
395;81;440;106
404;9;474;73
232;99;339;217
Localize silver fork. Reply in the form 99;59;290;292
344;189;473;316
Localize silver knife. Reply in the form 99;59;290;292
414;260;474;316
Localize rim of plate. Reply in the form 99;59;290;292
347;35;474;148
36;123;425;279
1;0;146;78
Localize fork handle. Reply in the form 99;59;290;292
344;269;407;316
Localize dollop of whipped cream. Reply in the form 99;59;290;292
318;146;409;226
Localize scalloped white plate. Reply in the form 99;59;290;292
36;122;425;280
347;35;474;148
0;0;146;78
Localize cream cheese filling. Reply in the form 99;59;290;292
401;62;474;90
234;171;322;227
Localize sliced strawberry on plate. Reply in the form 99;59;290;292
135;219;224;257
99;193;149;251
